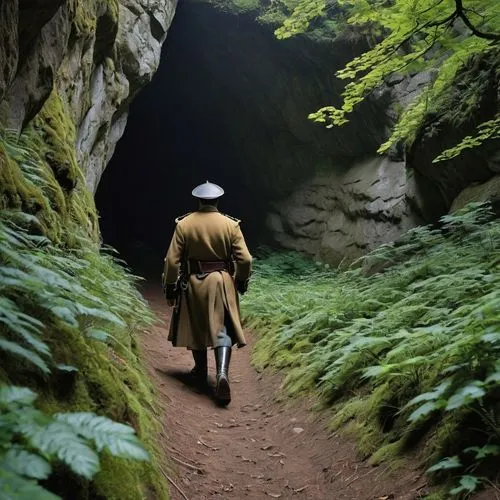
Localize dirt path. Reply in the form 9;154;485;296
142;286;428;500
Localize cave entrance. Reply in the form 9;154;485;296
95;0;385;277
96;2;271;277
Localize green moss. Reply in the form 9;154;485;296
72;0;98;38
7;87;100;245
0;142;42;211
230;0;261;13
32;90;79;192
329;397;367;431
0;133;65;240
368;440;404;466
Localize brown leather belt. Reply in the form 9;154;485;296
188;259;232;275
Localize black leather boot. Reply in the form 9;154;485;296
190;349;208;387
214;346;231;405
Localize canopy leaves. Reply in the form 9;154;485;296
274;0;500;159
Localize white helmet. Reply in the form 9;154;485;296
191;181;224;200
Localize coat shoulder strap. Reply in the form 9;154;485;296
174;212;192;224
221;213;241;225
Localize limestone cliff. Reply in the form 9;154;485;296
267;157;423;265
0;0;176;200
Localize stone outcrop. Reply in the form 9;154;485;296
407;49;500;220
0;0;177;195
450;175;500;213
267;157;423;265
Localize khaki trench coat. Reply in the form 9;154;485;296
163;206;252;350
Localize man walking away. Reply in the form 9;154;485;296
162;181;252;405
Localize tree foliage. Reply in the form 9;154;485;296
274;0;500;160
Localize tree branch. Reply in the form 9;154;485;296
454;0;500;41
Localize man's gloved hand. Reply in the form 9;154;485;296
235;278;249;295
163;283;177;306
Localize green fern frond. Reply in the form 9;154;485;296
0;467;60;500
245;202;500;492
0;339;50;373
0;447;52;480
55;413;150;461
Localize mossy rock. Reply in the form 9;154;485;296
230;0;261;13
1;88;101;244
1;252;169;500
72;0;99;39
32;90;80;192
0;141;42;212
191;0;264;15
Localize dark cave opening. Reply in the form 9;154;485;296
96;3;271;276
95;1;387;277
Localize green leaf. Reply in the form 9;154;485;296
407;380;452;406
22;422;100;479
0;447;52;480
0;386;37;406
485;371;500;384
0;316;50;356
0;467;60;500
481;332;500;344
362;364;397;378
408;401;439;422
449;475;481;495
49;306;78;327
75;306;125;327
55;413;150;461
55;364;79;373
0;339;50;373
445;382;486;411
464;445;500;460
85;329;110;342
427;456;462;473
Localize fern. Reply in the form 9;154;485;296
0;468;60;500
0;130;157;497
0;447;52;480
0;383;150;496
55;413;150;460
244;202;500;496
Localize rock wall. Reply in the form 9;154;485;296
261;41;499;264
407;49;500;219
0;0;176;196
267;157;423;265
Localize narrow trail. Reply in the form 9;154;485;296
142;286;427;500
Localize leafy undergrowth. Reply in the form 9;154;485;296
242;203;500;498
0;134;168;497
